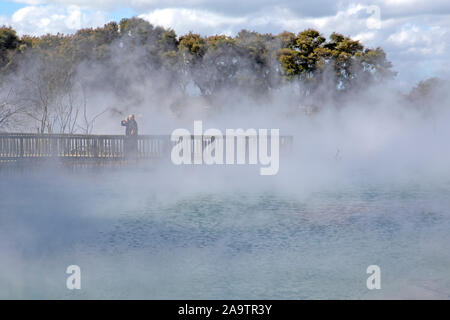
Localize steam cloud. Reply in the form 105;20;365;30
1;21;450;299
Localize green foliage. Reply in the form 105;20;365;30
0;26;21;69
179;33;207;59
119;17;153;41
0;19;395;101
0;26;19;50
0;19;402;132
276;29;395;91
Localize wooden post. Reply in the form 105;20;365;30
51;137;58;157
19;137;24;158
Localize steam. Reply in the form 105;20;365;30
1;23;450;299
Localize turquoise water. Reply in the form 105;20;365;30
1;167;450;299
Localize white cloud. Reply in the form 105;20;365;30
11;0;450;17
4;0;450;88
139;8;247;35
137;4;385;38
387;24;447;55
5;5;107;35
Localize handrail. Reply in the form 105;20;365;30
0;133;293;162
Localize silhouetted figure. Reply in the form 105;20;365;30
121;114;138;136
121;114;138;158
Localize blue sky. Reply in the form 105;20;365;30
1;0;24;15
1;0;449;91
0;1;135;25
107;7;135;23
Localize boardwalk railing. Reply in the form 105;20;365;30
0;133;170;161
0;133;293;163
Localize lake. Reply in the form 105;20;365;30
1;165;449;299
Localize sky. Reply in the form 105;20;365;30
1;0;449;91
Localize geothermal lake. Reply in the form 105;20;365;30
1;165;449;299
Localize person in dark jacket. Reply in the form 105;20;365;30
121;114;138;158
121;114;138;136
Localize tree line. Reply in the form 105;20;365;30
0;17;438;133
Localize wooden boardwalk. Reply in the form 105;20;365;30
0;133;293;165
0;133;170;161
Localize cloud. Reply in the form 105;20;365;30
139;8;247;36
10;0;450;18
5;5;107;35
11;1;339;17
3;0;450;89
374;0;450;18
138;4;382;36
387;24;447;55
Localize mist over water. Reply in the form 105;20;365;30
2;89;450;299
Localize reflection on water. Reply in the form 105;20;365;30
1;170;449;299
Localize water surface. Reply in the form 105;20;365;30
1;167;449;299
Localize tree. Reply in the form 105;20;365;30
0;20;397;129
0;26;20;70
278;29;326;79
277;30;395;95
324;33;395;90
407;77;449;107
0;88;25;130
234;30;277;94
178;33;208;94
16;49;74;133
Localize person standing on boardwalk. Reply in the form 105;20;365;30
121;114;138;136
121;114;138;158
